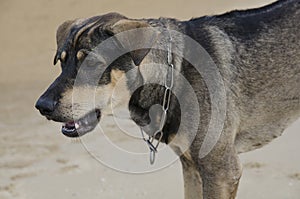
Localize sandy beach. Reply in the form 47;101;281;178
0;0;299;198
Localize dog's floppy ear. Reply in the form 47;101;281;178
54;20;76;65
106;19;157;66
56;20;76;47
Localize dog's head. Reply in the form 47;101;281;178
35;13;167;137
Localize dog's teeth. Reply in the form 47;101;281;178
75;123;79;129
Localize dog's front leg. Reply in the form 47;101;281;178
180;155;203;199
198;146;242;199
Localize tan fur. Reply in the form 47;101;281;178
109;19;150;33
110;69;124;86
76;50;85;61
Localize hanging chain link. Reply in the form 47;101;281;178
140;34;174;165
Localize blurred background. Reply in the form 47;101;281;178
0;0;299;198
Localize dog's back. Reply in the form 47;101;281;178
186;0;300;152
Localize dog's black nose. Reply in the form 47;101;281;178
35;97;57;116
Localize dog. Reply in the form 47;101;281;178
35;0;300;198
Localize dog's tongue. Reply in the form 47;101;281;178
65;121;76;128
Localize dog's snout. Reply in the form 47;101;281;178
35;96;57;116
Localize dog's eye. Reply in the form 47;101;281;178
80;51;106;67
82;55;105;68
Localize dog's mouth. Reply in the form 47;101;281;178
61;109;101;138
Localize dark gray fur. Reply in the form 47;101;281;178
36;0;300;198
174;1;300;198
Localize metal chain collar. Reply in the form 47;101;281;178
140;34;174;165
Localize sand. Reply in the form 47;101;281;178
0;0;299;198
